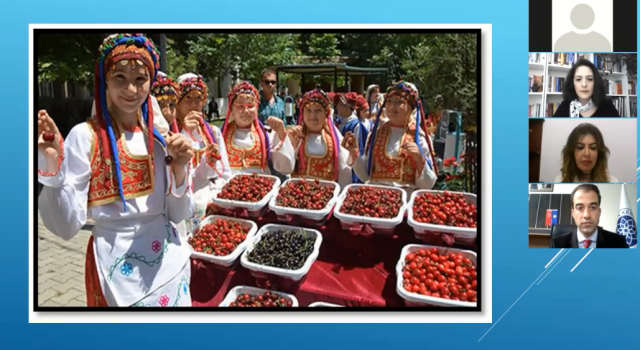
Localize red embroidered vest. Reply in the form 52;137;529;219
224;123;265;170
181;123;212;168
86;118;155;207
292;130;336;181
371;123;417;184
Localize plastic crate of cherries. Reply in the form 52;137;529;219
212;173;281;218
334;184;407;236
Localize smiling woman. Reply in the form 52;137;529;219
552;58;621;118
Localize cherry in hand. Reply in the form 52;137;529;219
43;132;55;143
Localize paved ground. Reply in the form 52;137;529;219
37;212;91;307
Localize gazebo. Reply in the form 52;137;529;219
272;63;388;94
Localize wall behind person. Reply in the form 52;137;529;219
540;183;638;232
539;119;637;183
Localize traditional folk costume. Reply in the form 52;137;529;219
291;89;353;189
333;92;370;184
38;34;195;307
220;81;295;178
151;71;180;135
353;81;438;192
176;73;232;229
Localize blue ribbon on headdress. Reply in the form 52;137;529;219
97;35;165;211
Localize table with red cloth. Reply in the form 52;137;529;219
190;211;475;307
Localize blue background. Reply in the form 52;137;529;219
5;0;639;348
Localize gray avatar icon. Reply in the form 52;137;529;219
554;4;612;52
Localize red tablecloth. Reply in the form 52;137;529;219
190;211;474;307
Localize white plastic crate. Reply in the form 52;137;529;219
218;285;299;307
240;224;323;282
211;173;281;218
268;178;341;225
333;184;407;235
188;215;258;268
408;190;477;248
308;302;343;307
396;244;477;307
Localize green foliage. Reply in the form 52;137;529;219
37;33;104;86
307;34;341;59
401;34;478;126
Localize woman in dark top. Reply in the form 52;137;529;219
552;58;621;118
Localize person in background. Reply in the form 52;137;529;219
554;123;618;183
355;95;373;131
38;33;196;307
552;59;621;117
151;71;180;134
350;81;438;192
549;184;629;248
258;69;285;124
176;73;232;229
279;86;287;99
334;92;370;183
208;99;220;121
365;84;385;122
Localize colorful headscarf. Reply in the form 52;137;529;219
176;73;216;146
94;33;164;210
221;81;270;171
151;71;179;133
177;73;208;103
366;80;438;177
354;95;369;115
297;89;341;181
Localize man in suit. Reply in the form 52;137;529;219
550;184;629;248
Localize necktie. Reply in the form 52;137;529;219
583;239;592;248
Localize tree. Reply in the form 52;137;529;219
402;34;477;127
37;33;105;86
307;34;341;60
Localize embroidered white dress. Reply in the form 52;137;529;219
38;122;195;307
225;126;296;177
180;124;232;234
352;123;437;193
292;131;353;189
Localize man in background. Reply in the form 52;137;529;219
258;69;285;124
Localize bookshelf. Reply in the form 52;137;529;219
528;53;636;117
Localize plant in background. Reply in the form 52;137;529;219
435;154;468;192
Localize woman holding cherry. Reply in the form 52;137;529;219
286;88;355;188
220;81;295;177
348;81;438;192
38;33;196;307
175;73;232;229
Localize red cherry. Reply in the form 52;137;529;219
43;132;55;143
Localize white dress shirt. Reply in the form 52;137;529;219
577;228;598;248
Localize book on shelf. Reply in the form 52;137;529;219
529;103;543;117
611;96;625;115
603;79;624;95
594;54;623;73
529;53;543;63
631;101;637;118
547;103;559;117
529;75;543;92
629;81;636;95
547;76;565;93
550;52;589;66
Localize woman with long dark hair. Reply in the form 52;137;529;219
552;59;621;117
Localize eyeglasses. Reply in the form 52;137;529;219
263;80;277;85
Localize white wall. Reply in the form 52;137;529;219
530;183;637;232
539;118;637;183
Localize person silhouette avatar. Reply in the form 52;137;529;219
554;4;612;52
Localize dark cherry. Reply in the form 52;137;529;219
164;155;174;166
43;132;55;143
